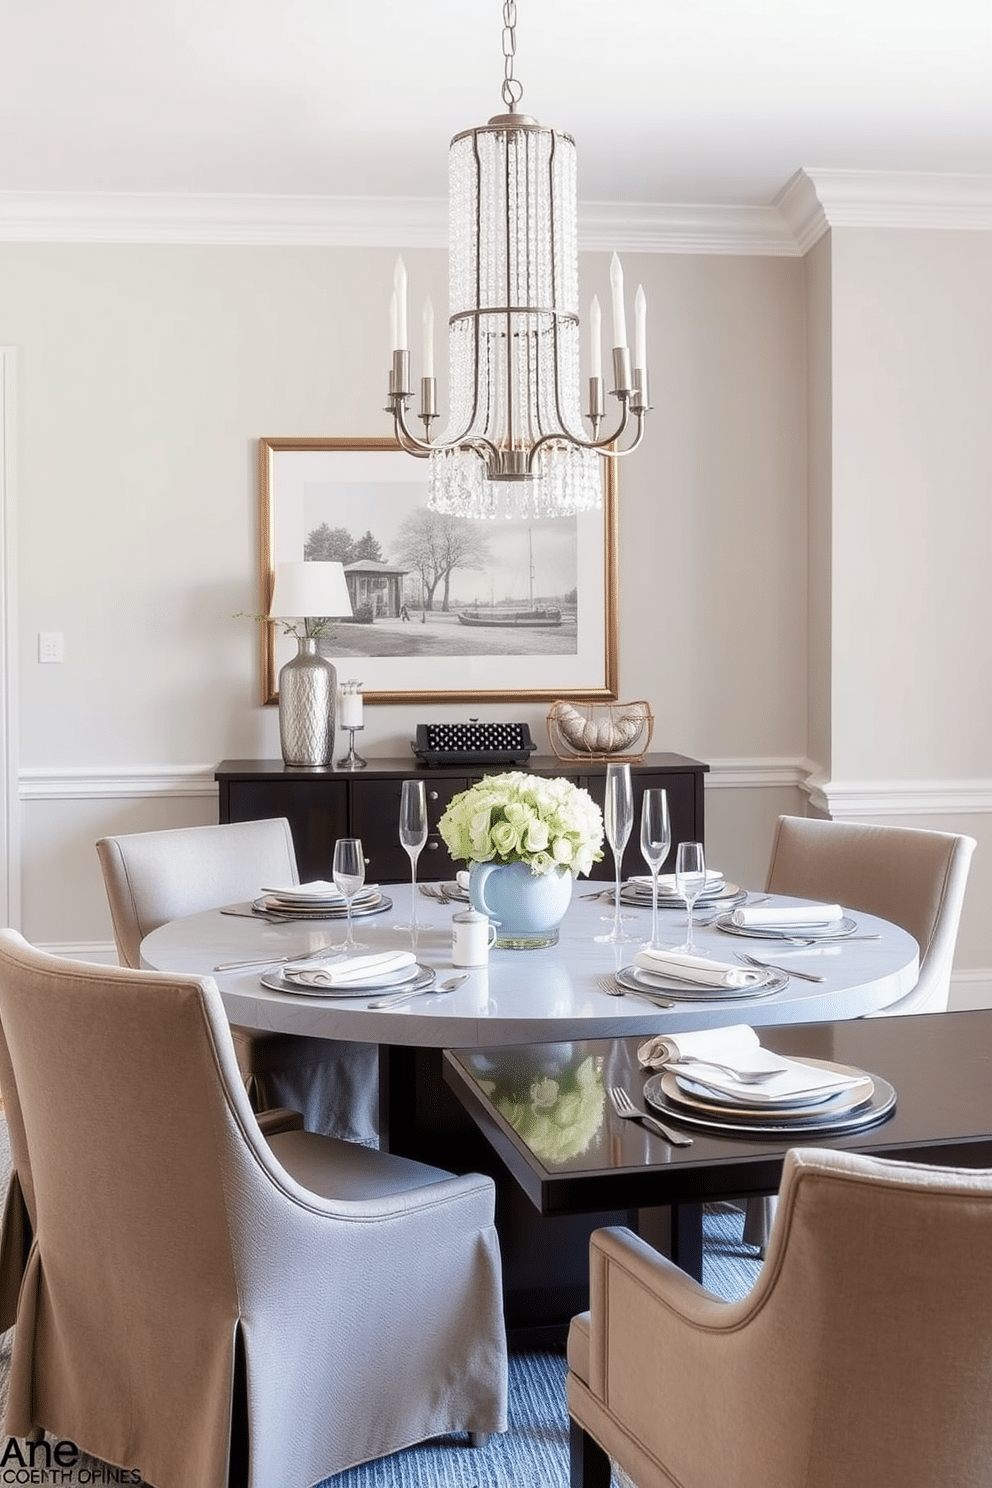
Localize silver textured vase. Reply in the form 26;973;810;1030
278;637;336;768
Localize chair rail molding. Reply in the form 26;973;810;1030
19;765;218;800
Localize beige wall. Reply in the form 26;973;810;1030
0;230;987;1005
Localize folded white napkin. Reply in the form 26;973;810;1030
633;948;763;989
637;1024;864;1105
631;870;724;895
282;951;416;988
731;903;843;928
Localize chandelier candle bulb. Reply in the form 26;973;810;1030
589;294;602;381
610;253;627;349
634;285;647;374
393;257;408;350
422;298;435;379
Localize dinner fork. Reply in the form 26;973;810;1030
735;951;826;984
419;883;451;903
662;1055;786;1083
608;1086;693;1146
597;975;674;1008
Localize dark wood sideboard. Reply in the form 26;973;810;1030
215;753;709;884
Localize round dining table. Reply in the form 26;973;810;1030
141;880;920;1337
140;880;920;1049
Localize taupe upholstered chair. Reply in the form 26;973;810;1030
764;814;976;1016
96;817;379;1141
745;814;976;1250
0;932;507;1488
568;1148;992;1488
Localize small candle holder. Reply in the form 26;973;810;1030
337;725;367;770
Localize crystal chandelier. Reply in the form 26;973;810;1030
384;1;650;520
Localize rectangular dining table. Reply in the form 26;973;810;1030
442;1008;992;1283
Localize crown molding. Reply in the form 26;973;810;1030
0;189;796;255
776;168;992;251
3;173;991;255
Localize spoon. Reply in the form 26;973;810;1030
368;974;468;1010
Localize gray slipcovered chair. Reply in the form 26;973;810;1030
568;1148;992;1488
96;817;379;1142
0;931;507;1488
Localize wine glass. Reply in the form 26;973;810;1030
595;763;637;944
395;779;428;937
332;837;367;952
639;789;671;951
675;841;707;954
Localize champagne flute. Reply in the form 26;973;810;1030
639;789;671;952
395;779;428;937
675;841;707;954
595;763;637;944
332;837;367;952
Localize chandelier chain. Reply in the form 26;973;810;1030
501;0;523;111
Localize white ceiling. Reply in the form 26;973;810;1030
1;0;991;209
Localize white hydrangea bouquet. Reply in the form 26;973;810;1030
439;771;604;878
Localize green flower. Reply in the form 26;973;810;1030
438;771;604;878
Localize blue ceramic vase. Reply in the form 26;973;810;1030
468;861;574;949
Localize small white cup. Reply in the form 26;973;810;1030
452;907;497;968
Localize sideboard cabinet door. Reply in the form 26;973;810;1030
350;776;467;883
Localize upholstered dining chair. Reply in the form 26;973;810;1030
763;814;976;1016
567;1147;992;1488
0;932;507;1488
744;813;977;1250
96;817;379;1142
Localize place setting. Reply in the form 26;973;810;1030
251;880;392;921
634;1024;896;1138
260;950;438;1000
714;900;862;943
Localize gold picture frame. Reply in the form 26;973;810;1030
258;436;618;706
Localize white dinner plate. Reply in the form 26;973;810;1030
620;881;746;910
615;964;785;1001
663;1060;875;1118
252;893;391;920
643;1062;896;1137
260;964;435;998
714;914;858;941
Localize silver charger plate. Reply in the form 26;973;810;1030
252;892;392;921
621;881;746;911
615;963;786;1001
643;1062;896;1138
662;1058;875;1118
260;963;435;998
714;913;857;941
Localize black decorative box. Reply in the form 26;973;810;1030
411;722;537;768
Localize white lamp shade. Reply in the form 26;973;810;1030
268;561;353;619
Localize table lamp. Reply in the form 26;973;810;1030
268;560;353;768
